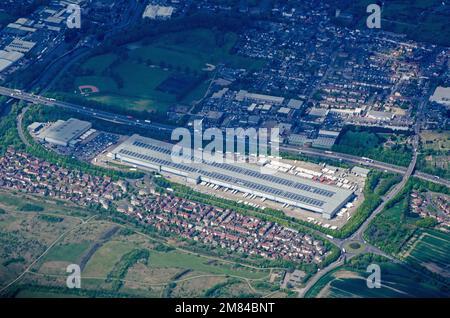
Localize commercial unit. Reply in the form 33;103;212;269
5;39;36;53
108;135;354;219
429;86;450;107
235;90;285;104
0;50;24;72
142;5;174;19
36;118;92;147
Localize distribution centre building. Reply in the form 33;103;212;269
108;134;354;219
36;118;92;147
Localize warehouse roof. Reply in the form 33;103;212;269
37;118;91;145
429;86;450;106
109;135;353;218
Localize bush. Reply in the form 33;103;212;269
19;204;44;212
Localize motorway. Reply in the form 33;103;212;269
0;86;174;133
1;85;449;189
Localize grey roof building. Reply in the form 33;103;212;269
36;118;92;147
108;134;354;219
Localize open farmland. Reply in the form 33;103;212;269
306;258;450;298
404;230;450;278
52;28;264;115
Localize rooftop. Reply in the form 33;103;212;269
109;135;353;219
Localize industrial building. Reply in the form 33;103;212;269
235;90;285;104
0;50;24;72
142;5;174;19
429;86;450;107
108;134;354;219
35;118;92;147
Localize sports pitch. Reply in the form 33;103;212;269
55;28;264;114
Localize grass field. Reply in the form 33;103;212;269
0;190;276;298
147;250;267;280
82;240;136;277
421;131;450;152
54;28;264;115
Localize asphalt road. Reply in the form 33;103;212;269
3;85;448;298
280;144;449;187
1;85;448;189
0;86;174;133
298;90;430;298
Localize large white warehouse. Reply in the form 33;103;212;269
108;134;354;219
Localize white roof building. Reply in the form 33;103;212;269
36;118;92;147
429;86;450;107
5;39;36;53
142;5;174;19
0;50;24;72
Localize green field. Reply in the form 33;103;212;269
43;242;91;264
0;12;12;27
406;230;450;278
54;28;264;115
82;240;136;277
128;29;261;71
306;256;450;298
148;250;267;280
0;190;276;298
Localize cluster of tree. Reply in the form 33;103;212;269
0;103;24;155
364;186;416;254
203;279;240;298
106;249;150;291
19;203;44;212
364;176;449;255
374;173;403;196
5;284;135;298
417;153;450;180
37;214;64;223
333;125;413;167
